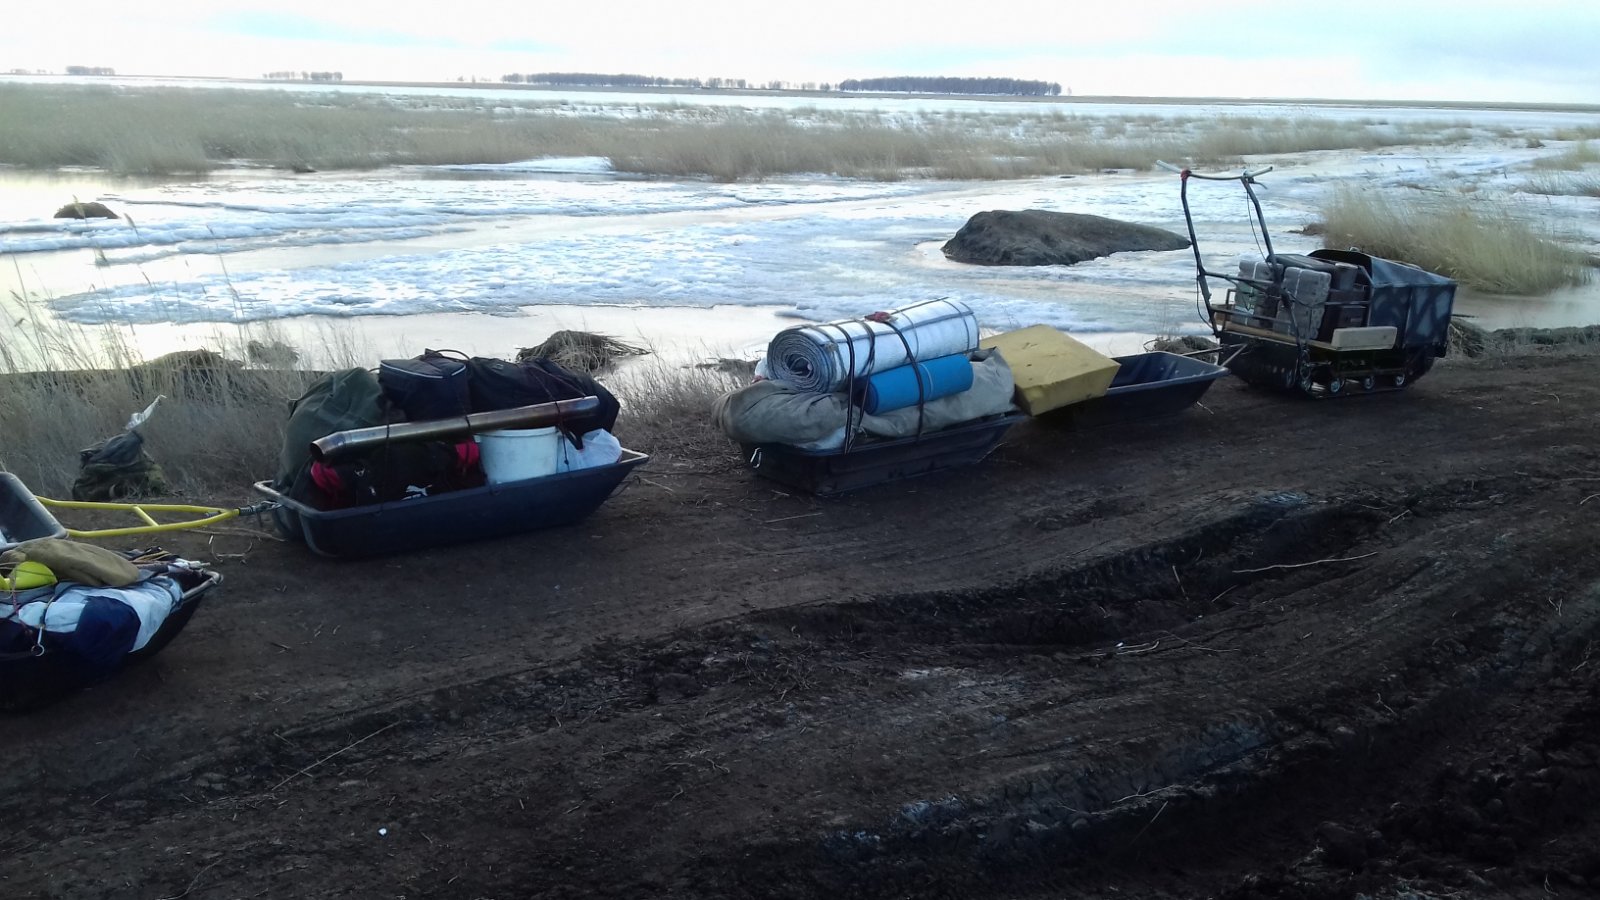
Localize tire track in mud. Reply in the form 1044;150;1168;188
6;490;1338;811
692;480;1600;899
11;471;1600;899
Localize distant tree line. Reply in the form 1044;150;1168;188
498;73;840;91
838;76;1060;96
65;66;116;76
494;72;1059;96
263;71;345;82
501;72;759;90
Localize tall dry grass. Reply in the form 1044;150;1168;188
0;353;328;498
1549;126;1600;142
0;313;748;498
608;357;749;464
0;298;360;498
1532;141;1600;171
3;83;1461;181
0;84;635;174
1185;116;1387;159
1523;171;1600;198
1318;187;1592;294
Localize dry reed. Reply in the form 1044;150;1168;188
607;358;749;464
1318;187;1592;295
1;323;747;498
2;83;1475;181
517;330;650;374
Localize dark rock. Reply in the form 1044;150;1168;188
691;358;757;379
246;339;302;367
942;209;1189;267
1494;324;1600;348
130;349;248;400
1315;821;1369;869
1450;319;1491;357
53;200;119;219
1150;335;1218;354
518;330;648;374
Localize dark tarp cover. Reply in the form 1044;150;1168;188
1309;248;1457;352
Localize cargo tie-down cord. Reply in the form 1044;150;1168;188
821;319;872;454
822;310;931;453
864;310;930;440
2;550;208;662
0;587;56;660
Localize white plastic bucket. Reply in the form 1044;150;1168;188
476;426;561;484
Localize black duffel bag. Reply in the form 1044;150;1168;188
463;355;620;442
378;353;471;421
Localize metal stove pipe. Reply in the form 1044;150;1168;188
310;396;600;463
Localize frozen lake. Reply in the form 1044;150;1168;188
2;80;1598;368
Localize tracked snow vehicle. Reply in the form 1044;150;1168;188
1168;164;1457;396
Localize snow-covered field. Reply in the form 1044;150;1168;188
2;83;1597;367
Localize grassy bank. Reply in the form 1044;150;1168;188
1318;187;1593;294
0;322;339;497
1449;320;1600;357
6;322;1598;503
0;83;1492;181
0;84;629;174
0;353;322;499
0;331;741;499
1523;171;1600;198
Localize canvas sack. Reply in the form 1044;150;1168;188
463;356;620;445
378;354;472;422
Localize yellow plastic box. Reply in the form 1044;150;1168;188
980;325;1120;416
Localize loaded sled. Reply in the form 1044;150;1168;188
1168;164;1457;397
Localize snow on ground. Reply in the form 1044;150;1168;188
2;89;1597;367
4;165;1217;335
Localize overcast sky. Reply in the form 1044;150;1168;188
4;1;1597;103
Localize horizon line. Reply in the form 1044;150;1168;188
5;71;1598;114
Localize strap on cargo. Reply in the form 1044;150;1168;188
823;319;875;455
871;315;928;439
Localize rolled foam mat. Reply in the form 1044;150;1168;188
860;353;975;414
766;298;980;393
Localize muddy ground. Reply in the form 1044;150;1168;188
4;351;1600;900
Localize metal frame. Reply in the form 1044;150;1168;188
34;496;277;540
1160;162;1433;398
